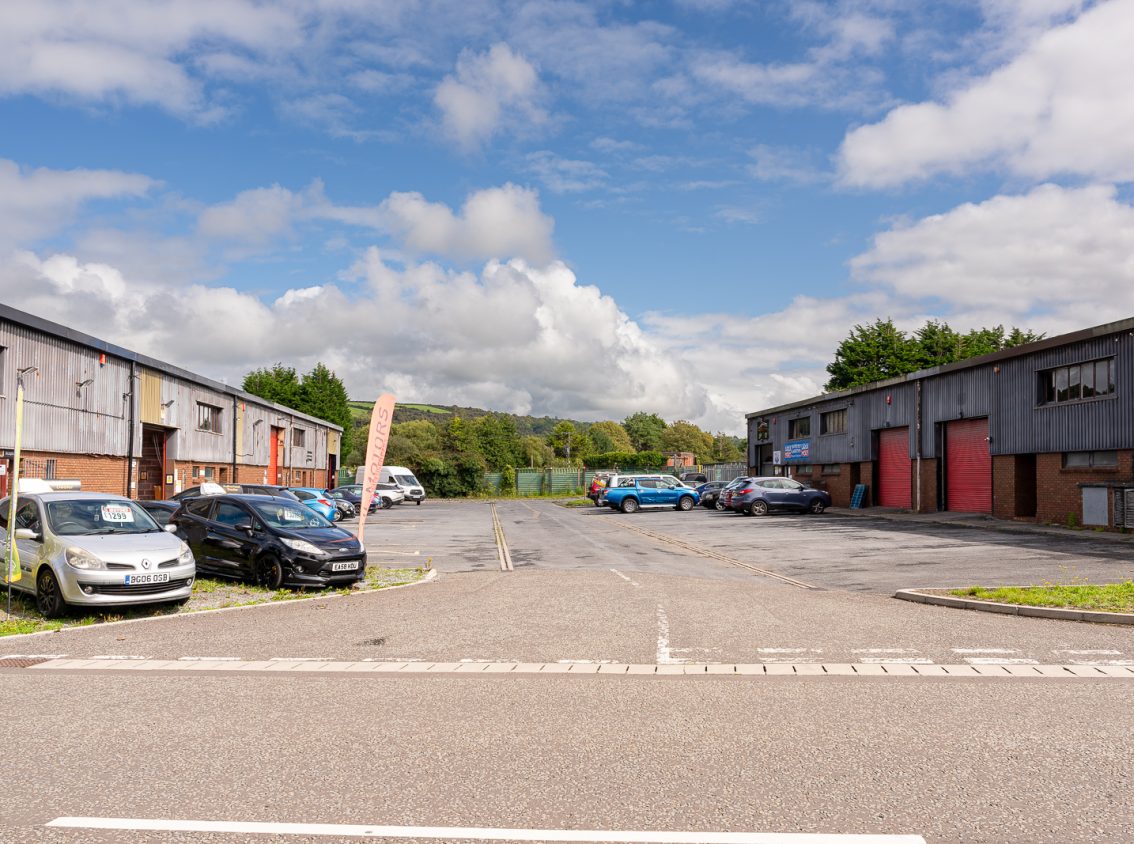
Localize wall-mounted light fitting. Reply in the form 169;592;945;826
161;399;176;408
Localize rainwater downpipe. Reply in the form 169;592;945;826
914;379;922;513
231;394;239;483
125;360;137;498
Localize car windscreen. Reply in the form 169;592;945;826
249;500;332;529
45;499;162;535
394;474;419;486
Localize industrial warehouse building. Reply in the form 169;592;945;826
0;304;342;499
746;317;1134;530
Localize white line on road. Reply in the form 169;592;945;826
656;605;685;665
610;569;642;588
45;817;927;842
852;649;922;654
757;648;823;654
950;648;1020;655
858;658;935;665
89;654;148;660
1054;650;1122;655
963;657;1039;665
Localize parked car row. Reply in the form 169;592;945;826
0;477;380;619
594;473;832;517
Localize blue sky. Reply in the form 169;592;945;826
3;0;1133;432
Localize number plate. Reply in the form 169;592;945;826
125;572;170;585
331;561;358;572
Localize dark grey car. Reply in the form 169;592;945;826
726;477;832;516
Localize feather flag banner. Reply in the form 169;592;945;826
357;393;396;545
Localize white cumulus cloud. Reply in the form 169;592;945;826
839;0;1134;187
434;43;547;149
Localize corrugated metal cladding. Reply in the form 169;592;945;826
0;323;131;455
992;333;1134;454
919;367;992;458
161;381;233;463
140;369;162;424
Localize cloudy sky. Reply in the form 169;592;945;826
3;0;1134;433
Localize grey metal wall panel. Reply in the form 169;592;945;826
991;334;1134;454
0;323;131;455
920;367;993;458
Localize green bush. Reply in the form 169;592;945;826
500;465;516;496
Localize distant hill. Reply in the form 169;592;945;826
348;400;590;436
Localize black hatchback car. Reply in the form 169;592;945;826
172;494;366;589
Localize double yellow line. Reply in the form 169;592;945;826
490;503;513;572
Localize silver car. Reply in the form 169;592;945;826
1;491;195;618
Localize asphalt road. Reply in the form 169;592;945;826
2;500;1133;843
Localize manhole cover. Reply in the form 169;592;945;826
0;657;51;668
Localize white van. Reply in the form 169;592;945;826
377;466;426;504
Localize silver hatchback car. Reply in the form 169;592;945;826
1;491;195;618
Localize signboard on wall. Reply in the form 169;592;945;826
772;450;782;466
783;439;811;461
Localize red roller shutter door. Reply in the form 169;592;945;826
946;418;992;513
877;427;912;509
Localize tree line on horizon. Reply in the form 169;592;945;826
242;317;1040;496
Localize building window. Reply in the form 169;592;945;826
197;402;223;433
788;417;811;439
45;459;56;480
820;409;847;435
791;464;813;475
1063;451;1118;469
292;428;306;448
1041;358;1115;404
822;464;841;475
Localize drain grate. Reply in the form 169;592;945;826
0;657;52;668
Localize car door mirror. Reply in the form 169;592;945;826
163;524;179;534
14;527;40;542
236;521;255;535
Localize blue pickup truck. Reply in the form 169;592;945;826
604;477;699;513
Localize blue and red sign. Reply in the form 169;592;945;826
783;439;810;461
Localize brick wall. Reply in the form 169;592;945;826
1035;451;1134;526
6;450;128;496
917;458;938;513
992;455;1017;520
815;466;852;507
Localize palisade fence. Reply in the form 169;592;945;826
482;461;749;496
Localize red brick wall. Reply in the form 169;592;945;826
917;458;938;513
992;455;1016;520
1035;451;1134;526
4;450;128;496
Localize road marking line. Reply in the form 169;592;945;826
601;519;815;589
610;568;642;588
963;657;1039;665
852;649;921;654
89;655;148;660
757;648;823;654
1054;649;1122;655
950;648;1020;654
44;817;927;842
656;605;685;665
490;502;514;572
20;658;1134;679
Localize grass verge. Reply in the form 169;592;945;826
949;581;1134;613
0;566;429;637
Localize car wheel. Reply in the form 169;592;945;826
36;568;68;619
257;556;285;590
749;499;769;517
714;500;725;511
381;497;393;510
808;498;826;514
620;498;639;514
677;496;694;511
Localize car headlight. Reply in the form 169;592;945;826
177;542;193;566
65;547;107;570
281;538;327;557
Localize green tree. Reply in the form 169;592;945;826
547;421;589;461
622;412;666;452
707;432;743;463
659;420;713;461
298;363;353;457
243;364;302;408
473;413;521;472
828;318;1046;391
520;435;552;467
588;420;633;453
